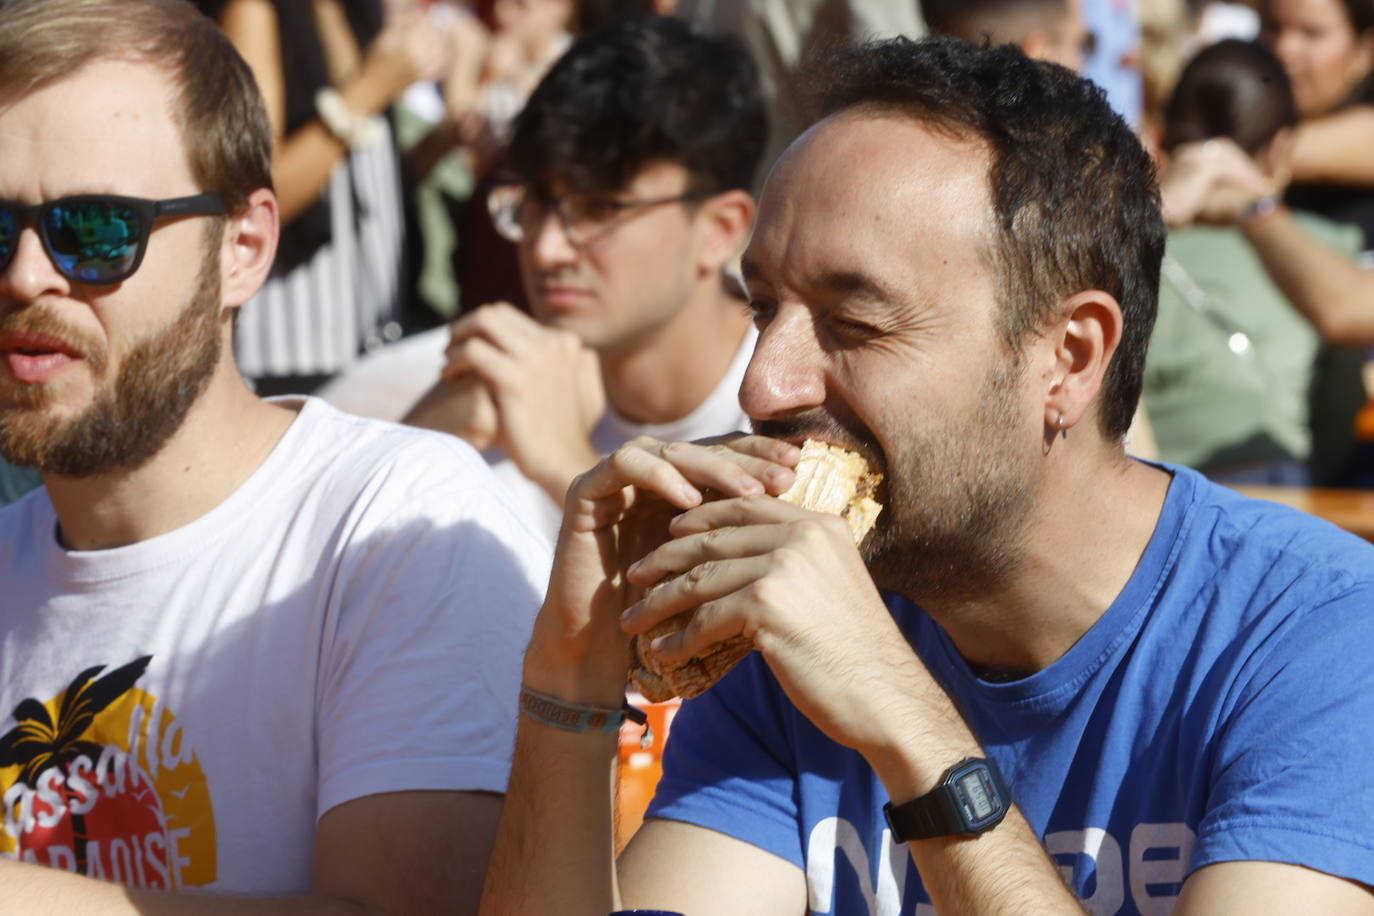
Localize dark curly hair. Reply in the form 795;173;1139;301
506;15;767;199
805;37;1165;440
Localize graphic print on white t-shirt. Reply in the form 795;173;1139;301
0;655;216;888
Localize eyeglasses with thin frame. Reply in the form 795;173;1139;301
487;183;712;247
0;193;226;285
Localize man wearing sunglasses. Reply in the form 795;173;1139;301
381;16;766;543
0;1;549;913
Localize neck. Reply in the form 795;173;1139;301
921;438;1172;677
599;275;752;425
43;362;297;551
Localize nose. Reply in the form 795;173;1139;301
0;226;70;303
739;305;828;422
526;208;579;272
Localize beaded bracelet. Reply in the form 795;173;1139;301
519;686;653;748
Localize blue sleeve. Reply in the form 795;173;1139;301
1192;580;1374;885
646;655;806;868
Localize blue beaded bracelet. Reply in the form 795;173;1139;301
519;686;652;747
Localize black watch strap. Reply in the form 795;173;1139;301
883;757;1009;842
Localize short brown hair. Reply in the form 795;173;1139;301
0;0;273;213
807;38;1164;440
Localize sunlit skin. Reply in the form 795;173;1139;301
738;110;1052;607
0;57;288;551
0;62;220;429
1262;0;1374;117
519;160;706;356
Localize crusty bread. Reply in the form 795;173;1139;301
629;439;883;702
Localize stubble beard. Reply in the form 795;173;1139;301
755;359;1038;607
0;248;223;478
864;360;1038;606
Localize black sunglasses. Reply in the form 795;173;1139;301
0;193;226;285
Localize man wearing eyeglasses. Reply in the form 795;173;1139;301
0;1;549;913
394;15;766;542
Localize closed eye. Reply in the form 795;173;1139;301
743;297;776;326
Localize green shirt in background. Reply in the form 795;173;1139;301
1143;213;1361;474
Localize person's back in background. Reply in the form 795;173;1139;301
1146;39;1363;484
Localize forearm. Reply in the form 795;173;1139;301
907;809;1085;914
273;75;399;226
1291;107;1374;186
866;681;1084;913
479;653;624;916
1244;212;1374;345
0;858;364;916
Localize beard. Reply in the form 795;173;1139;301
755;358;1038;606
0;248;223;478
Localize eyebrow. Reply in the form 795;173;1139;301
741;257;894;306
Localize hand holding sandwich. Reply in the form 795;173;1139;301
524;434;799;704
619;458;979;783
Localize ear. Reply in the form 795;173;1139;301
1020;27;1052;63
693;189;756;276
219;187;280;310
1039;289;1123;445
1262;127;1296;184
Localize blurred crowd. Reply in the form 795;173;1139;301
2;0;1373;507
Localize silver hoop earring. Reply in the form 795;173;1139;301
1058;414;1068;440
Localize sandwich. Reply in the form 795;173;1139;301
629;439;884;702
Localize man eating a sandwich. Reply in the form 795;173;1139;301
480;37;1374;916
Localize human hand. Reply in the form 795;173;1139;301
440;303;607;502
364;13;450;102
620;493;964;769
1160;139;1276;227
404;372;500;450
525;435;798;704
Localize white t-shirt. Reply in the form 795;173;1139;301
318;326;760;547
486;326;759;544
0;398;550;895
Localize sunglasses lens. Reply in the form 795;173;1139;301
44;199;143;283
0;206;16;270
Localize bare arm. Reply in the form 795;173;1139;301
482;438;1088;915
1160;137;1374;345
1290;106;1374;187
219;0;444;225
1178;861;1374;914
1240;211;1374;345
0;790;502;915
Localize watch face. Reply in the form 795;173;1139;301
951;762;1005;830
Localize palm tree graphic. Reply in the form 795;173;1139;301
0;656;153;874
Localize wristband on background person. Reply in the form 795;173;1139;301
1238;193;1287;229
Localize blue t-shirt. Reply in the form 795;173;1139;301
648;466;1374;914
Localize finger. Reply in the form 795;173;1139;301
625;518;786;589
668;492;830;536
446;336;521;390
639;588;765;665
449;302;541;354
622;551;776;634
572;439;706;509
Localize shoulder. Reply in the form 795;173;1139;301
1166;467;1374;620
276;397;543;543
